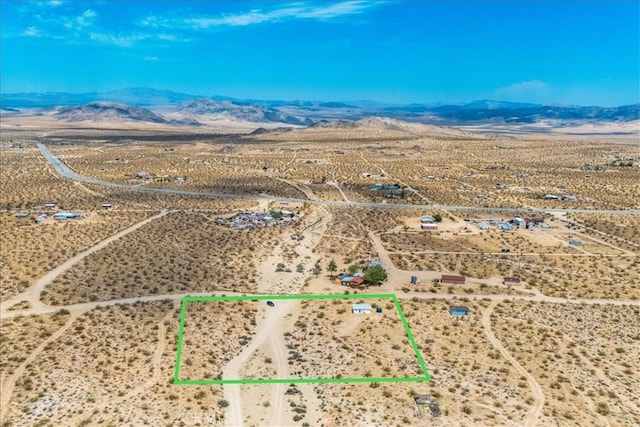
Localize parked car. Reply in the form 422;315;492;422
266;301;275;307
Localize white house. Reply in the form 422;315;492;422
352;303;372;314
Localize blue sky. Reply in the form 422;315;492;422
1;1;639;106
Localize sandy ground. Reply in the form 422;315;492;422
2;120;639;426
221;205;331;426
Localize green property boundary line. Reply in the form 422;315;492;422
173;293;430;385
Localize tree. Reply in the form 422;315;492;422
313;263;322;276
433;213;443;222
347;264;359;275
364;264;387;284
327;259;338;277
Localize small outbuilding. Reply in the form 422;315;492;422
420;215;436;224
498;223;514;231
525;216;545;224
102;203;113;209
569;239;583;246
340;275;354;286
513;217;526;227
350;277;366;288
352;303;372;314
478;222;489;230
441;274;466;285
54;212;81;221
503;276;521;286
449;306;470;316
421;223;438;231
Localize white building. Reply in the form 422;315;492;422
352;303;372;314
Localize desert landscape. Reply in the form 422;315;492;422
1;105;638;427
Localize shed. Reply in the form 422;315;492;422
44;203;56;208
340;276;354;286
513;217;526;227
54;212;80;220
441;274;466;285
421;223;438;231
498;223;513;231
525;216;544;224
449;306;470;316
352;303;372;314
478;222;489;230
350;277;366;288
420;215;435;223
102;203;112;209
503;276;521;286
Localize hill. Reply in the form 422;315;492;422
54;102;169;123
173;99;314;126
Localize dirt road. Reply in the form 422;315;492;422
0;209;169;316
481;300;545;427
222;300;297;426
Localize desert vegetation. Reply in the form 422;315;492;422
492;301;640;426
1;117;637;426
42;211;275;304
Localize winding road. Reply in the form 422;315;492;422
37;142;640;216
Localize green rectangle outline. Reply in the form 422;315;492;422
174;293;430;385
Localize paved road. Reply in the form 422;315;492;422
37;142;640;216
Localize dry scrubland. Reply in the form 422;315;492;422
0;311;70;390
570;214;640;251
0;145;114;211
492;301;640;426
178;300;258;381
280;298;422;380
42;211;280;305
313;207;378;262
1;119;639;427
252;128;640;210
1;301;227;426
376;213;639;299
302;299;532;426
0;211;150;303
5;122;640;211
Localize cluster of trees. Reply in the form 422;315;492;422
326;259;387;284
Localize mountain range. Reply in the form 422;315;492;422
1;87;638;127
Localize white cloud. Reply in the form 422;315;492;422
23;26;43;37
89;32;149;47
64;9;97;30
141;1;376;30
